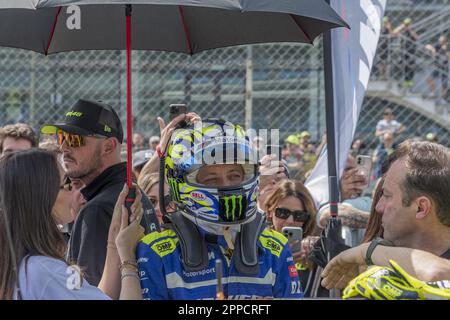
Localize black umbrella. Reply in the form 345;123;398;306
0;0;348;188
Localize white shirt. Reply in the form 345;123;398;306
15;256;110;300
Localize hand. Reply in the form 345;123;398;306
116;185;145;261
107;184;144;253
340;168;367;200
290;236;320;267
157;112;201;156
321;243;369;290
259;154;287;191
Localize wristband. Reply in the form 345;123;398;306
365;237;394;266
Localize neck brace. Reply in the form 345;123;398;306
163;210;267;276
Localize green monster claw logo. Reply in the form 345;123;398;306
168;178;181;202
223;194;244;222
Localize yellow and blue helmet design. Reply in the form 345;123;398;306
165;119;259;226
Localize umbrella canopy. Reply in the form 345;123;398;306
0;0;348;55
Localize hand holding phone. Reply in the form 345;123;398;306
356;155;372;189
282;226;303;253
169;104;188;128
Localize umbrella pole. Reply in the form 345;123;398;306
126;4;133;187
323;0;340;298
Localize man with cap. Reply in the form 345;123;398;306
41;99;157;285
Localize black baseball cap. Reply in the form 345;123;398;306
41;99;124;143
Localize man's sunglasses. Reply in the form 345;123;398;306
57;130;106;148
274;207;310;223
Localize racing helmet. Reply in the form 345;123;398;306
165;119;259;226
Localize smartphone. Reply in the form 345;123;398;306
356;155;372;188
266;144;282;161
169;104;188;128
282;226;303;253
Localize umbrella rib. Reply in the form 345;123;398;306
178;6;193;55
45;7;62;55
289;14;313;44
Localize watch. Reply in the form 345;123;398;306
365;237;394;266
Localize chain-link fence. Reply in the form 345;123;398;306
1;0;449;153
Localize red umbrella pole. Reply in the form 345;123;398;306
126;4;133;188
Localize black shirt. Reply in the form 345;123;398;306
67;163;128;285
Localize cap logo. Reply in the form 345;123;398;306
104;125;112;133
66;111;83;117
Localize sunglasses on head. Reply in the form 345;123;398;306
274;207;310;223
57;130;106;148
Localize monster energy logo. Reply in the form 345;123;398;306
223;195;244;222
168;178;180;202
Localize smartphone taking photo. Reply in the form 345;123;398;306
282;226;303;253
356;155;372;189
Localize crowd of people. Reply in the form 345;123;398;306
378;16;450;105
0;98;449;301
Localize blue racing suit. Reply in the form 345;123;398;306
136;228;303;300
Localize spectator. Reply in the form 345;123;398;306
0;149;144;299
137;172;176;225
132;149;154;178
377;16;393;80
361;177;385;243
393;18;419;89
264;180;322;297
374;140;450;258
283;135;302;177
40;99;158;285
298;131;317;176
0;123;38;157
132;132;145;152
317;155;371;247
148;135;160;151
350;138;366;158
375;108;405;141
136;119;302;299
372;132;395;180
425;35;450;100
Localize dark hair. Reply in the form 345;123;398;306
0;123;38;153
362;177;384;243
0;149;66;299
394;140;450;227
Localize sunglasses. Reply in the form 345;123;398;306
57;130;106;148
383;112;392;116
60;176;73;192
274;207;310;223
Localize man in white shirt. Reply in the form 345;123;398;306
375;108;405;141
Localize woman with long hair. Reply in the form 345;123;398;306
0;149;143;299
264;179;321;297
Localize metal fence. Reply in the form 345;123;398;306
1;0;450;154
